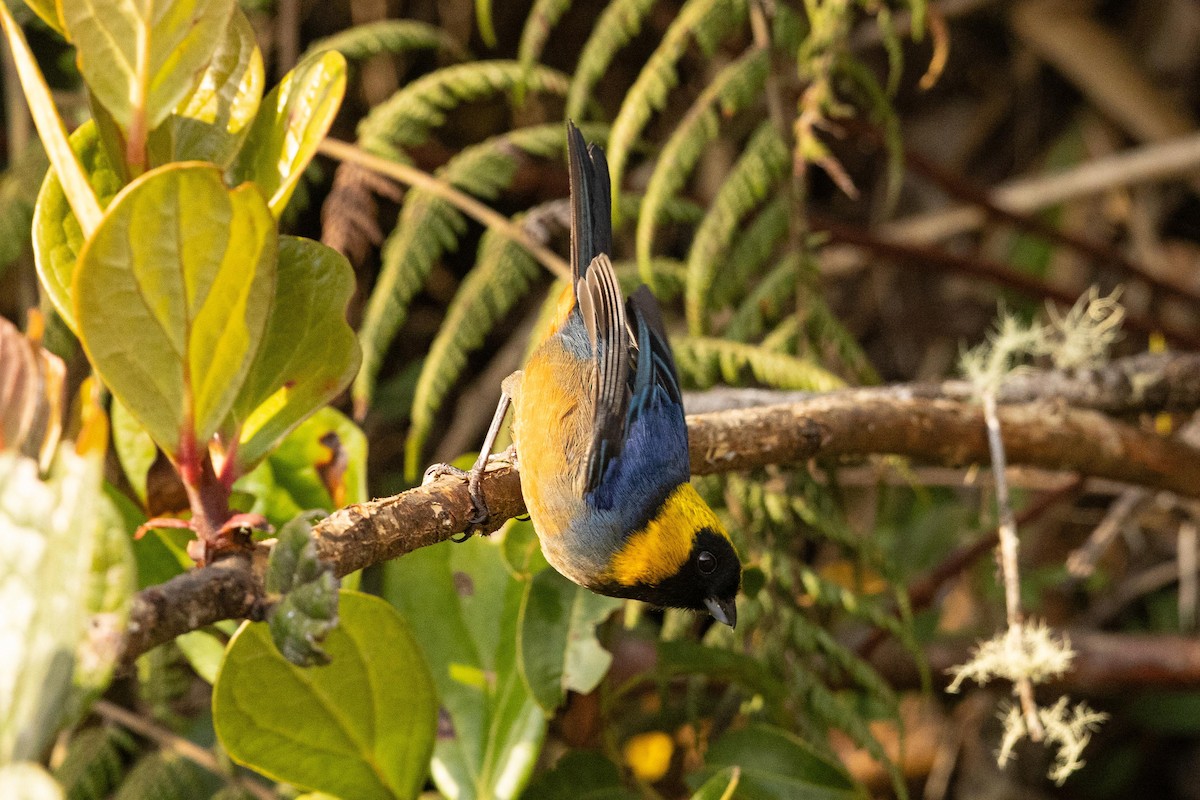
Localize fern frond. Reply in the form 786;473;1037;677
304;19;467;62
709;195;789;309
802;663;906;798
761;315;799;352
54;726;136;800
802;289;880;384
685;121;789;333
670;336;844;391
565;0;658;119
404;210;546;478
724;252;801;342
636;47;769;286
518;0;575;77
838;54;904;218
612;258;687;299
111;752;206;800
607;0;748;215
357;61;570;158
354;124;569;413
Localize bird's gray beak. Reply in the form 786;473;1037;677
704;596;737;628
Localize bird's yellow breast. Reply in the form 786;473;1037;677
605;483;728;587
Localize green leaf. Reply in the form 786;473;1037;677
229;51;347;218
110;399;156;506
0;2;102;236
20;0;65;36
691;767;741;800
701;724;861;800
33;121;125;333
0;446;105;763
0;763;63;800
235;406;367;528
518;568;621;713
174;628;227;685
523;751;636;800
73;163;277;459
61;0;236;134
214;591;437;800
383;538;546;800
231;236;360;473
150;8;264;169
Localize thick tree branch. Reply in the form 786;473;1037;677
683;352;1200;416
116;355;1200;669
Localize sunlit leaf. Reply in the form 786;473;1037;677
73;164;276;459
231;236;360;474
32;121;124;333
110;399;155;506
61;0;236;134
229;51;347;217
0;1;101;235
214;591;437;800
150;8;264;168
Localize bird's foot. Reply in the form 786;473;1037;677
422;462;491;537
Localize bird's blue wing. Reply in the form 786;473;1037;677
586;287;690;518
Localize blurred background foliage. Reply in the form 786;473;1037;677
4;0;1200;798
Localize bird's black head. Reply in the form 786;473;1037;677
608;528;742;627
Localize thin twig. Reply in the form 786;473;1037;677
317;138;572;280
983;392;1045;740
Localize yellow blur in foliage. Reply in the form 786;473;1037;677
623;730;674;783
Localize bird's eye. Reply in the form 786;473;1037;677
697;550;716;575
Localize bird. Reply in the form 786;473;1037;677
456;121;742;627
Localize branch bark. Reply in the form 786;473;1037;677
116;355;1200;669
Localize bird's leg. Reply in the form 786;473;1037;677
464;390;512;526
423;389;513;534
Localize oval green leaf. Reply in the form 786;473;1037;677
383;538;546;800
518;568;621;713
150;8;264;169
691;767;741;800
702;724;861;800
231;236;360;473
73;163;276;458
235;406;367;528
32;121;124;332
61;0;235;133
213;591;437;800
229;51;347;217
